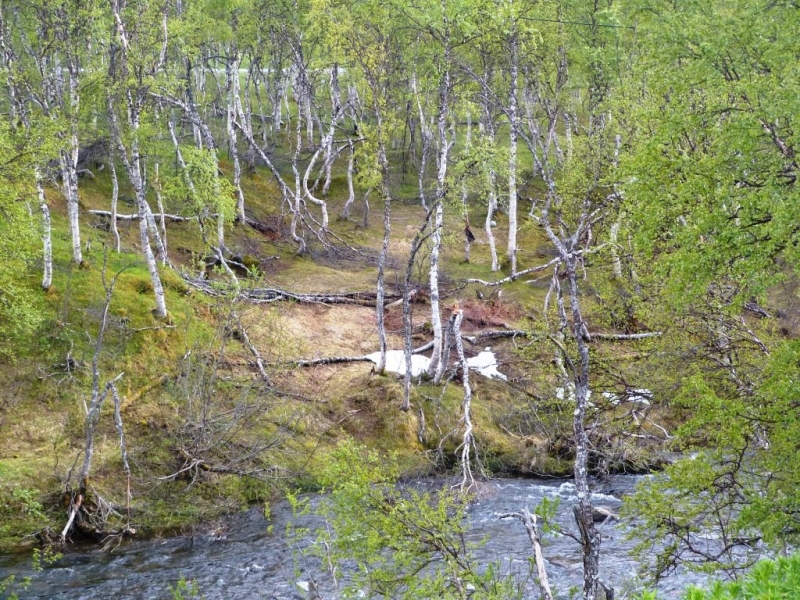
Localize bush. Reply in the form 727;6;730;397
290;441;520;600
635;554;800;599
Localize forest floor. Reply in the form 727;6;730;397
0;153;678;551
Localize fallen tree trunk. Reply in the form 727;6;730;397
294;355;375;367
462;329;660;343
91;210;275;240
589;331;662;341
180;272;402;306
88;209;201;223
500;509;554;600
289;340;437;368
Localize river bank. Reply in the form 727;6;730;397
0;475;711;599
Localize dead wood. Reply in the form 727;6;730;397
88;209;202;222
293;355;375;367
589;331;662;341
499;508;554;600
233;311;270;384
180;271;401;306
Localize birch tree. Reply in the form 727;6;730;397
106;0;168;318
621;0;800;577
309;0;408;374
0;4;55;290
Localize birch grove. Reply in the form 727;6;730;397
0;0;663;594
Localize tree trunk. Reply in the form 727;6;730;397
140;163;167;264
154;163;168;260
108;102;167;319
412;70;431;210
480;88;500;272
340;140;356;219
61;149;82;265
241;59;257;172
37;176;52;291
289;112;307;254
226;52;246;224
563;253;601;599
485;166;499;271
427;35;452;383
428;200;444;381
321;63;341;197
402;209;433;411
109;158;121;252
373;108;392;374
507;28;519;274
462;113;472;263
452;310;475;489
64;56;83;265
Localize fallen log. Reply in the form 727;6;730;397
294;355;374;367
180;271;402;306
589;331;662;341
91;210;275;238
88;209;203;222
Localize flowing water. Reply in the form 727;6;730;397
0;475;709;599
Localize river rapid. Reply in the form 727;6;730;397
0;475;709;599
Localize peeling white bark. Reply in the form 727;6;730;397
226;53;246;224
37;176;52;290
340;140;356;219
507;29;519;274
109;159;121;252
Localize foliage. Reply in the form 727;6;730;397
291;441;520;599
0;546;61;600
169;577;203;600
626;339;800;578
163;145;237;223
633;553;800;600
619;0;800;307
612;0;800;582
0;123;45;357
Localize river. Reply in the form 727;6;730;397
0;475;709;599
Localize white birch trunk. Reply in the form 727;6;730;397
480;98;500;272
290;115;306;253
154;163;168;259
321;63;341;197
427;35;452;383
226;53;246;223
453;310;475;489
340;140;356;219
108;107;167;318
61;149;82;265
375;181;390;375
610;216;623;280
109;159;121;252
485;167;499;271
412;70;432;210
241;60;256;171
302;144;330;230
37;176;52;291
64;57;83;265
428;200;445;381
507;29;519;275
374;114;391;375
462;113;472;263
140;163;167;264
